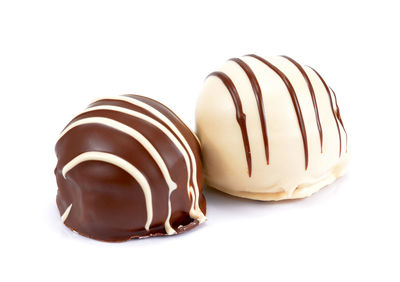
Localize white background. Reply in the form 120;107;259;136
1;0;399;281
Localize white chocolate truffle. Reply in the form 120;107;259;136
195;55;349;201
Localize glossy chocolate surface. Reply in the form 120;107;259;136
55;95;206;242
207;55;348;174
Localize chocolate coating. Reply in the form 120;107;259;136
55;94;206;242
247;54;309;170
196;54;349;201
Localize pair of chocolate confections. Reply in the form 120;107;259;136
55;55;349;242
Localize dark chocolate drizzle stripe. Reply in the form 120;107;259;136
247;54;309;170
208;71;252;176
281;55;323;153
329;88;348;152
308;67;342;157
230;58;270;165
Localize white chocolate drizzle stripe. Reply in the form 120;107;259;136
91;96;206;221
61;203;72;223
60;117;177;234
165;189;176;235
62;151;153;231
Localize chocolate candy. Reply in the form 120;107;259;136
55;95;206;242
196;55;349;200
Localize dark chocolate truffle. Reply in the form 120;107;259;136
55;94;206;242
